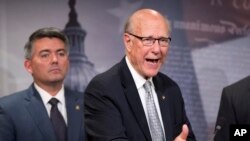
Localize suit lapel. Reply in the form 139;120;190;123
120;58;151;141
65;89;83;141
153;77;173;141
25;85;57;141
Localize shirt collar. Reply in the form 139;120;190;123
34;83;65;105
125;56;153;89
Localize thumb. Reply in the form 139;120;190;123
179;124;189;139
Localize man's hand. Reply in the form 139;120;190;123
174;124;189;141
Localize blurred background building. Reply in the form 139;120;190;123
64;0;97;92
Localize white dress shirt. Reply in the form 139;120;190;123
125;56;165;133
34;83;68;125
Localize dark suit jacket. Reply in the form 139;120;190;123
214;75;250;141
84;58;196;141
0;84;84;141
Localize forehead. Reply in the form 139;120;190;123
133;15;169;36
139;20;167;32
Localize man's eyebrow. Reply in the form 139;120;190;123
144;35;168;38
39;49;50;53
56;49;67;53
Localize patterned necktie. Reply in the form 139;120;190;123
49;98;67;141
143;80;165;141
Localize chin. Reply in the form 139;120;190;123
50;77;64;83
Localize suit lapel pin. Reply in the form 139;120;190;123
75;105;80;110
162;96;166;100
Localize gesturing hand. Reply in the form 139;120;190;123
174;124;189;141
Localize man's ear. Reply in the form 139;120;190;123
123;33;133;52
24;59;33;74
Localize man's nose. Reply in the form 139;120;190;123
51;53;59;63
151;40;161;53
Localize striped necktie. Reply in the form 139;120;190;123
143;80;165;141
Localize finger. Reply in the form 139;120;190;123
180;124;189;139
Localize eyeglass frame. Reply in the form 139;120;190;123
126;32;171;47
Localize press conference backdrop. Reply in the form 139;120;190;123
0;0;249;140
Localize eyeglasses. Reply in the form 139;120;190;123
126;32;171;47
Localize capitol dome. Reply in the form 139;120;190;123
64;0;97;92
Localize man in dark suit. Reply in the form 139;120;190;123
84;9;196;141
0;27;84;141
214;75;250;141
